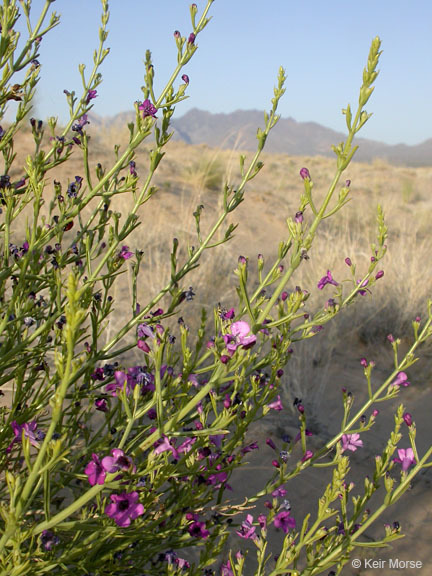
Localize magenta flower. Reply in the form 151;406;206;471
84;453;106;486
394;448;415;471
345;257;352;266
273;510;296;533
105;491;144;527
221;560;234;576
341;433;363;453
223;321;256;355
301;450;313;462
105;370;135;396
94;398;108;412
403;412;413;427
182;74;190;84
236;514;256;540
153;435;179;460
139;99;157;118
317;270;338;290
6;420;39;453
266;395;283;411
391;372;410;388
188;520;209;539
119;245;133;260
101;449;135;474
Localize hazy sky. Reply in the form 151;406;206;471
12;0;432;145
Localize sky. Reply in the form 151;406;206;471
10;0;432;146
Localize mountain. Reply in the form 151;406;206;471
90;108;432;167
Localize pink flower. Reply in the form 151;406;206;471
101;449;135;474
84;453;106;486
153;435;179;460
341;433;363;453
266;395;283;411
394;448;415;471
223;321;256;355
105;491;144;527
391;372;410;388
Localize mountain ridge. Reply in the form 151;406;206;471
90;108;432;167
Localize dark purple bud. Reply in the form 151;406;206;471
345;179;351;187
281;291;288;301
188;32;196;44
299;167;310;180
182;74;190;84
295;211;303;223
301;450;313;462
403;412;413;427
174;30;181;39
375;270;384;280
345;257;352;266
387;334;395;343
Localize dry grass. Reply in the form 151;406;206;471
7;126;432;408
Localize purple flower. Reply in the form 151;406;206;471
188;32;196;44
273;510;295;533
272;486;287;498
6;420;39;453
375;270;384;280
299;167;310;180
139;99;157;118
317;270;339;290
295;211;304;223
266;395;283;411
182;74;189;84
105;491;144;527
391;372;410;388
84;453;106;486
101;449;135;474
341;433;363;453
86;89;98;103
72;114;89;134
129;160;137;177
394;448;415;471
40;530;60;550
345;257;352;267
236;514;256;540
119;245;133;260
223;321;256;355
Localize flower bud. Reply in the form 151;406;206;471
299;167;310;180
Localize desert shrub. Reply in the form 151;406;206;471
0;2;431;575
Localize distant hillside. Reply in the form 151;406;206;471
90;108;432;167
